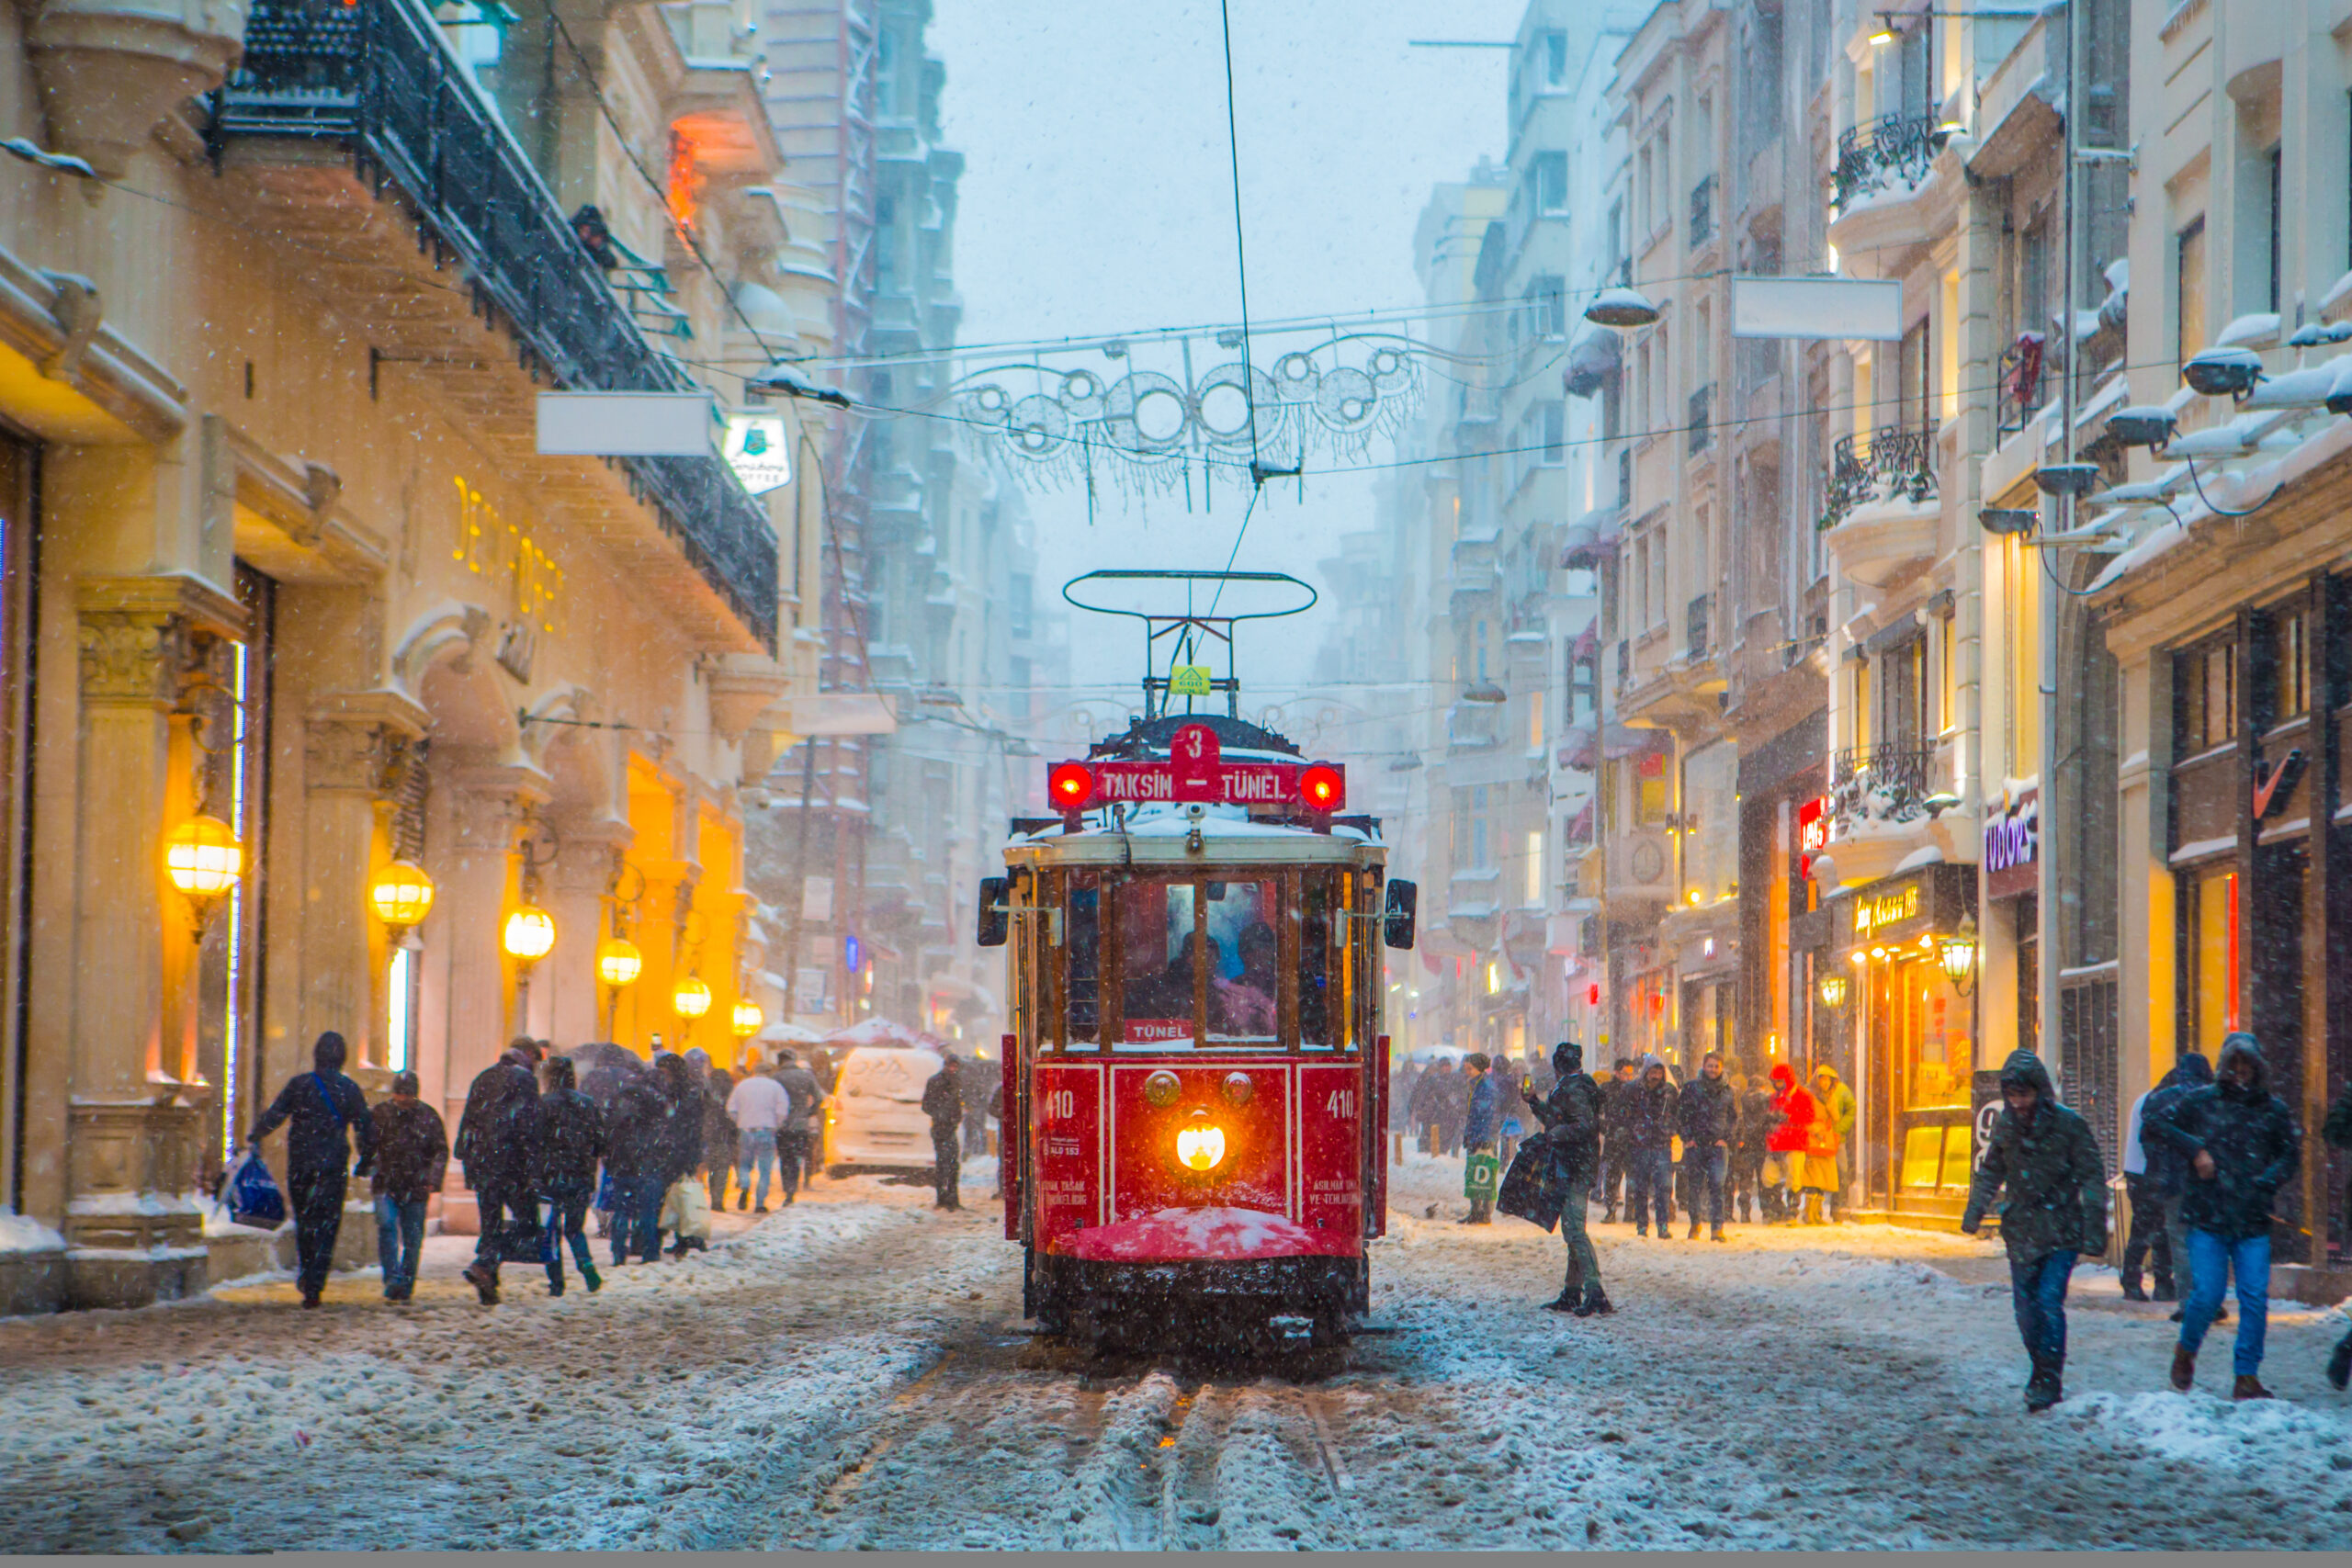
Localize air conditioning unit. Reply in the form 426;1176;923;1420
1607;829;1675;900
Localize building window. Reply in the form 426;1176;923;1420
2177;217;2208;367
1525;829;1544;907
2183;865;2240;1058
1541;400;1566;464
1634;751;1669;825
2177;635;2237;754
1542;28;1566;86
1536;152;1567;214
1936;600;1958;734
1529;274;1566;338
2272;609;2306;721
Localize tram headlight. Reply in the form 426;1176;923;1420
1175;1111;1227;1172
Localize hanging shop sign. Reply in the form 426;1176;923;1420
1835;863;1975;953
1797;795;1830;878
722;412;793;494
1984;788;2038;900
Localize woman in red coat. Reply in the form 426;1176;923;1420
1767;1064;1826;1225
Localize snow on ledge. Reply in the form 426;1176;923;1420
1061;1205;1351;1262
1894;845;1946;873
0;1208;66;1256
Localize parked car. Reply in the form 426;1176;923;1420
825;1044;945;1176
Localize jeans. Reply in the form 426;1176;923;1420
2007;1248;2077;1371
737;1128;777;1208
374;1195;427;1293
472;1179;536;1277
1559;1178;1600;1293
609;1171;666;1264
1625;1147;1675;1233
2160;1192;2199;1305
2181;1228;2270;1377
2120;1172;2174;1292
288;1166;346;1297
1685;1144;1728;1228
933;1132;962;1208
777;1129;811;1200
1728;1152;1763;1223
542;1189;594;1289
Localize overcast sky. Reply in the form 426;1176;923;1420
927;0;1522;707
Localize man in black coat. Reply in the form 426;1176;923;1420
2147;1032;2301;1401
455;1037;542;1304
1620;1055;1679;1238
772;1050;829;1201
605;1058;679;1264
922;1056;966;1211
1599;1059;1637;1222
248;1031;377;1308
2139;1049;2216;1323
1521;1041;1610;1316
1677;1051;1739;1241
533;1054;605;1296
367;1070;445;1302
1733;1072;1780;1223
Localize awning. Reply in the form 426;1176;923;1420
1559;508;1623;570
1604;724;1671;761
1563;326;1623;400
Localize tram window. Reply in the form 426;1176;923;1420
1205;878;1279;1047
1118;879;1201;1049
1300;874;1337;1050
1065;874;1101;1049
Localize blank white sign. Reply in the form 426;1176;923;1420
1732;276;1905;342
536;391;715;456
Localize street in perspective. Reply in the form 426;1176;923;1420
6;0;2352;1552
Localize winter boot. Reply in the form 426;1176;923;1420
2328;1331;2352;1392
300;1290;322;1310
462;1263;500;1305
1543;1291;1579;1313
736;1192;748;1212
2024;1359;2063;1413
2170;1344;2196;1392
2121;1279;2149;1303
2153;1281;2177;1303
1572;1285;1613;1317
582;1262;603;1294
1711;1224;1725;1242
2233;1375;2275;1402
1687;1220;1702;1240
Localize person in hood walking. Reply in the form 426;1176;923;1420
2119;1074;2175;1303
455;1037;542;1304
1733;1071;1780;1224
605;1053;681;1264
248;1031;378;1308
1811;1065;1856;1222
1962;1050;2108;1412
2147;1032;2301;1401
1620;1055;1679;1238
1766;1064;1824;1224
695;1055;740;1213
772;1050;828;1200
2140;1049;2218;1323
532;1055;605;1295
922;1055;966;1210
1521;1042;1611;1315
660;1052;710;1256
366;1070;445;1302
2323;1076;2352;1390
1461;1053;1499;1224
1677;1052;1738;1240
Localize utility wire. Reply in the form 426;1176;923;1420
1216;0;1262;485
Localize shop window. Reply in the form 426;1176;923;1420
1634;751;1669;825
2184;864;2240;1057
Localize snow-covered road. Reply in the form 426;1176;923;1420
5;1156;2352;1550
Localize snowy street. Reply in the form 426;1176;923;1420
6;1157;2352;1551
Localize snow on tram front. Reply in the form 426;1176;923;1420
977;706;1419;1353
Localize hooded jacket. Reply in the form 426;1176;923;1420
2137;1050;2214;1195
1464;1071;1500;1147
1813;1068;1856;1141
1618;1055;1679;1154
1962;1049;2108;1259
454;1051;539;1188
1677;1067;1738;1150
605;1070;678;1183
1736;1082;1780;1158
1522;1044;1603;1187
250;1034;378;1179
2144;1033;2301;1243
368;1097;447;1202
532;1085;606;1196
922;1065;966;1138
1765;1065;1819;1156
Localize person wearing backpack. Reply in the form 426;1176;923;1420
248;1031;378;1308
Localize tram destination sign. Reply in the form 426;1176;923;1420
1049;724;1344;813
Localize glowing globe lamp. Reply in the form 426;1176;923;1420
502;905;556;963
369;860;435;930
164;814;243;899
673;974;713;1020
731;998;764;1038
596;936;643;987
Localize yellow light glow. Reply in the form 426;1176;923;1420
164;814;243;899
596;936;643;987
673;974;713;1019
1686;888;1702;905
731;998;764;1038
503;905;556;961
1175;1117;1227;1171
368;859;435;929
1486;963;1500;996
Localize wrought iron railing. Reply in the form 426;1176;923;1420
1829;742;1938;828
211;0;780;649
1818;421;1938;532
1831;112;1939;211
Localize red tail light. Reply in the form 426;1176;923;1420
1299;762;1344;812
1049;761;1095;809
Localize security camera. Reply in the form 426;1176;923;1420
2103;406;2177;448
2182;345;2265;399
2033;463;2103;498
1978;507;2039;536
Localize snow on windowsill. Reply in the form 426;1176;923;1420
2170;835;2238;865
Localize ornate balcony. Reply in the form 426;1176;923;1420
1829;742;1938;831
211;0;780;650
1831;112;1939;211
1819;423;1937;533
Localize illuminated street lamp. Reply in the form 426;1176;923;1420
164;813;242;931
1817;972;1849;1010
1940;915;1980;997
369;860;435;931
503;905;557;963
596;936;643;988
673;974;712;1020
731;997;764;1039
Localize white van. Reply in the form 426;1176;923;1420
826;1045;944;1176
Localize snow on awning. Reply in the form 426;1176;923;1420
1558;508;1623;570
1563;326;1623;399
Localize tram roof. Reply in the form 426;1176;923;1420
1003;802;1385;867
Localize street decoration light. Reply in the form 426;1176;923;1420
503;905;557;963
164;813;243;935
673;974;712;1020
596;936;643;988
369;860;435;931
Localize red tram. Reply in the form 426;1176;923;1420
977;573;1416;1351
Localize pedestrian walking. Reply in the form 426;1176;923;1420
1599;1058;1638;1223
2119;1075;2175;1303
684;1048;738;1213
455;1036;542;1304
1408;1058;1450;1155
1520;1042;1610;1315
1811;1065;1856;1222
1620;1054;1679;1238
923;1055;967;1209
726;1061;791;1213
1962;1049;2109;1412
605;1054;679;1265
247;1031;378;1308
1766;1064;1824;1224
366;1069;446;1302
531;1054;605;1296
1461;1053;1499;1224
1493;1055;1528;1173
2147;1032;2301;1401
1731;1071;1777;1224
1436;1057;1470;1156
773;1049;828;1199
660;1052;710;1257
2141;1050;2218;1324
2324;1075;2352;1390
1678;1051;1738;1240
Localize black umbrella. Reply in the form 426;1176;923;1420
563;1041;646;1110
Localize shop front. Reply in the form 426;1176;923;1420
1827;862;1980;1221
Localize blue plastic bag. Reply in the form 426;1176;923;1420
223;1147;286;1229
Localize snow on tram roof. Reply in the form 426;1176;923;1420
1003;801;1385;863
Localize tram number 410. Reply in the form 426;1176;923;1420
1324;1089;1357;1119
1044;1089;1078;1120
